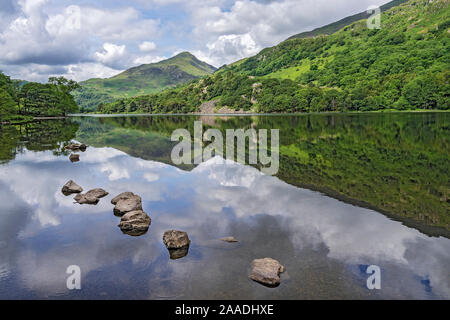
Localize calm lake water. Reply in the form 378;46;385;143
0;113;449;299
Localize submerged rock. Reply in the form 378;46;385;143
69;154;80;162
113;195;142;216
197;239;241;250
85;188;109;199
249;258;285;287
163;230;191;249
111;192;137;205
61;180;83;195
118;210;151;236
220;236;238;243
74;193;99;205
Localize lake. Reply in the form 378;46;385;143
0;112;449;299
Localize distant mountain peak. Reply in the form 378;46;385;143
73;52;216;110
173;51;195;58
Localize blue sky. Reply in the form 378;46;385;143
0;0;390;82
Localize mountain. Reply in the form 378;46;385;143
288;0;409;40
99;0;449;114
72;52;216;111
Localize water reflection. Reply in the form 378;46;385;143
73;114;450;233
0;139;448;299
120;228;149;237
167;247;190;260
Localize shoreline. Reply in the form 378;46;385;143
33;116;68;120
69;109;450;117
1;116;68;125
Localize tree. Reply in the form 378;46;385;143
48;77;81;93
20;80;79;116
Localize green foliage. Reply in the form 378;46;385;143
0;88;16;121
0;71;19;122
19;79;79;116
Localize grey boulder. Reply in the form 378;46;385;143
111;192;138;205
62;180;83;195
113;195;142;216
85;188;109;199
163;230;191;249
249;258;285;287
74;193;99;205
73;188;108;205
118;210;151;236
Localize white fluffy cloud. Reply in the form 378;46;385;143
133;55;166;65
198;33;261;67
94;43;128;69
139;41;157;52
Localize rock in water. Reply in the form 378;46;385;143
220;236;238;243
113;196;142;216
69;154;80;162
65;143;88;151
64;144;77;150
73;188;108;205
62;180;83;195
163;230;191;249
118;210;151;236
85;188;109;199
111;192;137;205
249;258;285;287
74;194;100;205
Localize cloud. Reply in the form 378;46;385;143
133;55;166;65
139;41;157;52
62;63;123;82
94;43;128;69
0;1;91;67
198;33;261;67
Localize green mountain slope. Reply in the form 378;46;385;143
72;52;216;111
288;0;409;40
99;0;449;114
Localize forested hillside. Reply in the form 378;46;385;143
99;0;449;114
